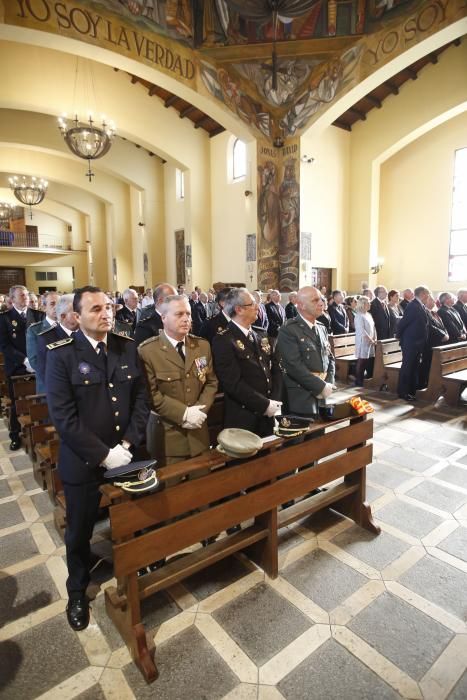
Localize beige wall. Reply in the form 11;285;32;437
1;251;88;292
379;111;467;293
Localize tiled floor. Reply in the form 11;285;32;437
1;386;467;700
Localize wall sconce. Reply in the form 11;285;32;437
370;258;384;275
301;155;315;164
244;190;253;197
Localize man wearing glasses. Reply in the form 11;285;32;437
212;288;282;437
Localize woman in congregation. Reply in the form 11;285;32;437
387;289;403;336
354;295;377;387
344;295;358;333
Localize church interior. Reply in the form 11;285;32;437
1;1;467;698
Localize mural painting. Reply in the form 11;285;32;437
257;139;300;292
175;228;186;285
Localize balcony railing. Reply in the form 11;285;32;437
0;229;72;250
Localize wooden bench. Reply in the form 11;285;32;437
330;333;356;382
102;414;376;683
416;341;467;406
365;339;402;392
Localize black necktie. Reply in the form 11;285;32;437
248;330;255;344
97;341;107;371
311;325;320;345
176;341;185;361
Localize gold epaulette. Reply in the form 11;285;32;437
217;328;229;335
46;337;74;350
110;330;134;340
138;336;158;349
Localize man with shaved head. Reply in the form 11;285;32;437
134;283;177;345
276;286;335;417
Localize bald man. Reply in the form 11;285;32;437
276;286;335;417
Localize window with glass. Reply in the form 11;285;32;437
232;138;246;181
449;147;467;281
176;168;184;200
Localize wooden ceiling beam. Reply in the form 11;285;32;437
428;52;439;65
164;94;178;108
179;105;196;119
348;106;366;121
148;85;158;97
385;80;399;95
405;66;418;80
194;116;211;130
365;94;382;109
333;120;351;132
209;126;226;138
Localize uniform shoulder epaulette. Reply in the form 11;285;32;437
37;324;57;336
110;330;134;340
217;328;229;335
28;321;43;330
138;335;158;349
46;337;74;350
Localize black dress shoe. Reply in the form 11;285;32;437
400;394;416;402
137;567;148;577
201;535;218;547
148;559;166;572
226;525;242;535
66;596;89;631
281;500;295;510
9;439;21;451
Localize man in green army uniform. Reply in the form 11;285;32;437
138;294;218;466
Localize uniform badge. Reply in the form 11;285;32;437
217;326;223;332
78;362;91;375
236;339;245;350
12;320;17;327
260;338;271;354
195;356;208;384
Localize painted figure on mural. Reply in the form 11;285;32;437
279;158;300;291
166;0;192;37
258;161;281;245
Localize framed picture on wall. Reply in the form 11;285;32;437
175;230;186;285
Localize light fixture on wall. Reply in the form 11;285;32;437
370;258;384;275
301;155;315;164
58;58;116;182
244;190;253;197
8;176;48;219
0;202;11;219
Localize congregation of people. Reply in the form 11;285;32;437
0;279;466;633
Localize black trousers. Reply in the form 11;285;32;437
355;358;374;386
63;478;102;597
398;345;423;397
6;372;27;439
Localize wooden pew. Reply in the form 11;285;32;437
31;422;57;490
416;341;467;406
365;339;402;392
330;333;356;382
102;414;376;683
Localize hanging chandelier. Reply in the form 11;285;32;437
58;113;115;182
8;176;48;219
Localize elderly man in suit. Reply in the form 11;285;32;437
199;287;233;344
276;286;335;417
115;288;140;337
45;286;149;631
285;292;299;320
212;288;282;437
134;283;177;345
26;291;60;393
396;285;431;401
454;289;467;329
0;285;43;450
265;289;285;347
399;288;414;312
370;286;392;340
438;292;467;343
328;290;349;335
253;290;269;332
138;295;218;467
36;294;79;391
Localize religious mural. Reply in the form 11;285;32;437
257;139;300;291
94;0;193;42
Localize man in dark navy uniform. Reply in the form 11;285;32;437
212;288;282;437
46;286;149;631
0;285;43;449
134;283;177;345
199;287;232;344
36;293;79;390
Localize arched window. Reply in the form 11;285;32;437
232;138;246;181
449;147;467;281
176;168;184;200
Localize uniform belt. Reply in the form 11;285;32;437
311;371;326;380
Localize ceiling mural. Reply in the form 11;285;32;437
1;0;466;144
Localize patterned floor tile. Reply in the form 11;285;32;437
0;501;25;529
0;563;60;627
448;670;467;700
435;465;467;490
0;478;12;498
378;446;438;472
437;526;467;563
399;555;467;620
367;462;413;489
375;498;444;539
348;592;454;681
405;481;467;513
184;555;252;601
0;529;39;568
331;525;410;569
213;582;312;665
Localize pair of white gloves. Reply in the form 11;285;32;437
182;405;208;430
103;443;132;469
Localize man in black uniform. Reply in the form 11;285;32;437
45;286;149;631
212;288;282;437
36;293;79;389
0;285;43;449
199;287;233;344
134;283;177;345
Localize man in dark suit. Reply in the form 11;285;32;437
26;291;60;393
252;290;268;332
265;289;286;346
212;288;282;437
36;294;79;390
399;288;414;312
134;283;177;345
419;294;450;389
199;287;233;344
438;292;467;343
370;286;392;340
189;291;207;336
285;292;298;320
276;287;335;417
45;286;149;631
0;285;43;449
454;289;467;329
115;288;140;337
396;286;431;401
328;290;349;335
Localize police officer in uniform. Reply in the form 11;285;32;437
212;288;282;437
199;287;232;344
36;293;79;390
138;294;218;466
45;286;149;631
0;284;43;449
276;286;335;417
134;283;177;345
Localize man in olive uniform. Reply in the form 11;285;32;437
276;286;335;417
212;288;282;437
138;295;218;465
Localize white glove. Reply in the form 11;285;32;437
264;400;282;417
317;383;334;399
102;444;132;469
24;358;34;373
183;405;207;429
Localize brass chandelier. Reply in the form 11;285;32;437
9;176;48;219
58;113;115;182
